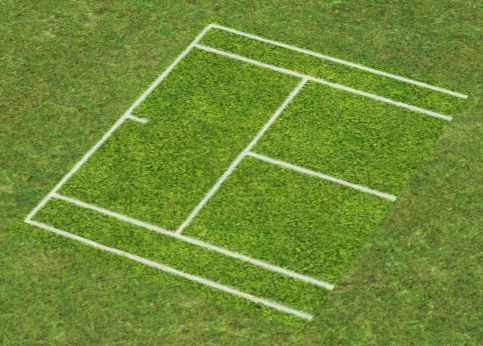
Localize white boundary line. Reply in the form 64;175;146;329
195;44;453;121
24;219;314;321
209;24;468;99
48;192;334;290
246;151;397;201
175;78;309;235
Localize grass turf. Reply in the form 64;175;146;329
251;80;450;196
2;0;482;344
57;48;301;231
30;23;459;329
45;43;395;324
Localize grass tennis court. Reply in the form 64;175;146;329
3;1;482;344
25;24;467;325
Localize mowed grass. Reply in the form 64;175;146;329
3;0;482;344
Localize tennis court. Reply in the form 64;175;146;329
24;24;468;322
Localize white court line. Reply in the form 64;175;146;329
24;219;314;321
49;192;334;290
246;152;397;202
175;78;310;236
209;24;468;99
195;44;453;122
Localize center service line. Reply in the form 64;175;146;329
175;77;309;236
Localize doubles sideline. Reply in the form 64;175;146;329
25;218;314;321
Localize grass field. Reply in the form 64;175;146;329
2;1;483;345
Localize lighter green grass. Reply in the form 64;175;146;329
50;33;458;327
58;49;300;230
252;80;449;196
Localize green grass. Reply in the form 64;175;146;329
2;0;482;344
46;41;396;325
184;155;392;283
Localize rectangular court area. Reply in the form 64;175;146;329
25;24;468;324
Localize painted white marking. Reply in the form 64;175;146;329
24;218;314;320
175;78;310;236
126;114;149;123
48;192;335;290
209;24;468;99
195;44;453;121
246;152;397;201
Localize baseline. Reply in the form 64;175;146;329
25;23;214;225
25;218;314;321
